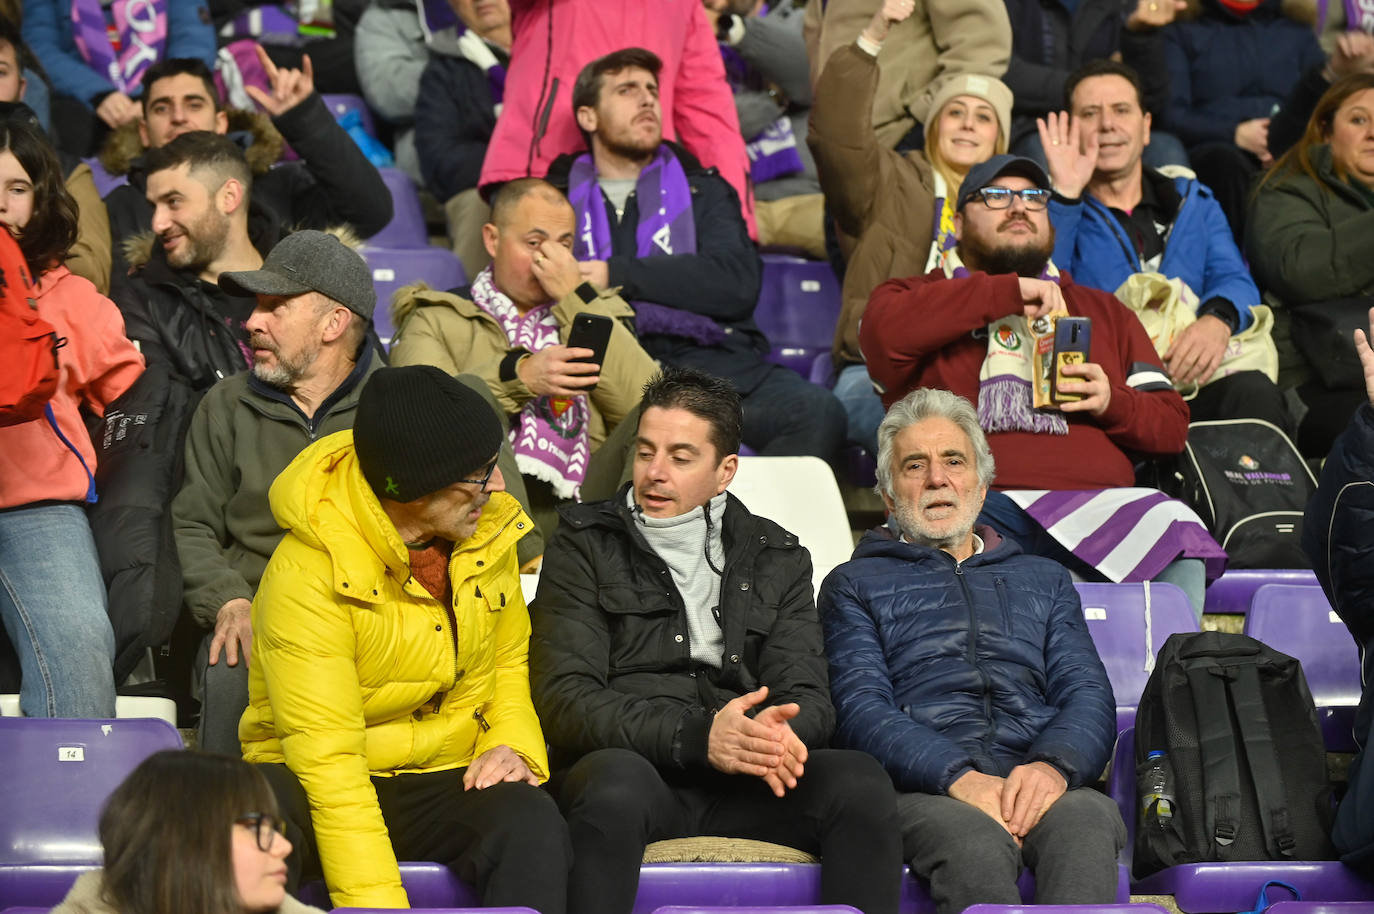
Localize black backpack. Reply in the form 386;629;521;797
1133;631;1335;878
1149;419;1316;569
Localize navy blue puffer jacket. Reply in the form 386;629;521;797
820;526;1115;795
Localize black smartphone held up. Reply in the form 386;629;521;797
1052;316;1092;403
566;312;614;391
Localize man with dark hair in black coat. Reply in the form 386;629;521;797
531;366;900;914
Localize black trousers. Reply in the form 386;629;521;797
258;762;571;914
553;747;902;914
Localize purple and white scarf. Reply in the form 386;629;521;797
1317;0;1374;32
469;267;591;499
746;117;804;184
1003;489;1228;583
938;246;1068;436
567;146;725;346
70;0;167;96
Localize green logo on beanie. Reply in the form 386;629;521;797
385;476;400;496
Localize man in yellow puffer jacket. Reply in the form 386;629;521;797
240;365;571;911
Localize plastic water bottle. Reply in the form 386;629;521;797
1140;750;1176;829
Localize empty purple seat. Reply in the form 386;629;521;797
1107;728;1374;911
321;94;376;138
0;718;183;907
368;168;429;249
1075;582;1200;733
1245;584;1362;751
0;908;53;913
1266;903;1374;914
359;245;467;345
1204;569;1318;614
755;255;842;376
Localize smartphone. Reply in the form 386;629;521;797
566;312;614;391
1052;316;1092;403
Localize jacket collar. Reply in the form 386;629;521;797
855;521;1017;566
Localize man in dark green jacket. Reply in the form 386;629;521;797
172;230;382;754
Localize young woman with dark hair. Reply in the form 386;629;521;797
0;117;143;717
53;751;325;914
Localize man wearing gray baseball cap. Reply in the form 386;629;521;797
219;229;378;322
173;229;381;755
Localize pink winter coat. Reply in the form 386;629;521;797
0;266;144;509
478;0;756;235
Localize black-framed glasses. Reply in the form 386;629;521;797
458;455;500;491
973;187;1052;210
235;813;285;851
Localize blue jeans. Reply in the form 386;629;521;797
0;504;116;717
833;363;886;455
741;365;847;463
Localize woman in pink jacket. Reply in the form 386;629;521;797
478;0;755;234
0;119;144;718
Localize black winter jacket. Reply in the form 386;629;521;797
111;240;259;391
544;143;769;392
1002;0;1170;147
414;50;504;204
530;487;833;774
104;92;392;266
820;525;1116;795
1305;402;1374;868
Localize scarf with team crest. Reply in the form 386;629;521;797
937;246;1068;436
469;266;590;499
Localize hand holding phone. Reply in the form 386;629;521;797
1052;317;1092;404
564;312;614;392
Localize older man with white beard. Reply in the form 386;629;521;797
819;387;1125;914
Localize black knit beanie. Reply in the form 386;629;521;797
354;366;504;503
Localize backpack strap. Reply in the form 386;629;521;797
1228;661;1300;859
1187;663;1242;857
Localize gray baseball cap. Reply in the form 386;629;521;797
219;230;376;319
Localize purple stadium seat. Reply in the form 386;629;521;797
1076;582;1200;733
333;909;537;913
1204;568;1319;614
298;862;477;909
321;93;376;138
1108;728;1374;911
1267;903;1374;914
0;718;183;907
963;906;1170;914
82;157;127;198
0;908;51;913
359;245;467;345
304;861;1127;914
1245;584;1362;752
368;168;429;249
651;906;860;914
755;255;842;376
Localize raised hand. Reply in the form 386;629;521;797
861;0;916;45
245;45;316;117
1355;306;1374;409
1037;111;1098;199
1125;0;1186;30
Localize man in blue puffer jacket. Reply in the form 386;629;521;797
820;387;1125;914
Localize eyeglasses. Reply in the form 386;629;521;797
972;187;1052;210
234;813;285;852
458;456;500;491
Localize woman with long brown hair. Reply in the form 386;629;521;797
1247;72;1374;456
0;117;142;717
53;751;324;914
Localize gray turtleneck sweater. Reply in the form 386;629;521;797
630;488;728;667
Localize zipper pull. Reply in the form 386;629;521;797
473;708;491;732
